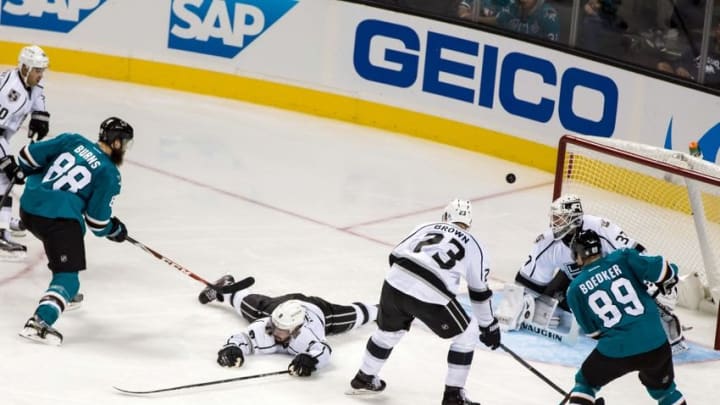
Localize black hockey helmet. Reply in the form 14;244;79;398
570;229;602;261
99;117;134;151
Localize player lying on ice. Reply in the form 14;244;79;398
198;275;377;377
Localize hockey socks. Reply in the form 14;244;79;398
36;272;80;325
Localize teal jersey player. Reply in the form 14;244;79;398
567;248;670;357
564;229;685;405
16;117;133;346
18;133;120;236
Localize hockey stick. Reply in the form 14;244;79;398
113;370;290;395
125;235;254;293
0;176;16;214
499;343;568;396
500;344;607;405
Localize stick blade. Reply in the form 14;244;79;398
220;276;255;294
113;386;153;395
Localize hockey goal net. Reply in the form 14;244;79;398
555;134;720;350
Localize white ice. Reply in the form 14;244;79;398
0;71;716;405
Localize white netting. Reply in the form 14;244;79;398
557;135;720;309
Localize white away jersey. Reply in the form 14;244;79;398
517;214;640;286
225;302;332;369
386;222;494;324
0;68;46;140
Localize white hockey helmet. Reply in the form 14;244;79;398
550;194;584;239
18;45;49;71
271;300;306;331
442;198;472;228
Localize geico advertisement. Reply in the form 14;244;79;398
344;11;720;160
1;0;719;160
352;18;617;138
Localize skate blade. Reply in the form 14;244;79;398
10;230;26;238
66;293;85;311
344;388;383;396
18;329;62;346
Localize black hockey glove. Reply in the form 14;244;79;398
288;353;318;377
479;318;501;350
106;217;128;243
217;344;244;368
0;155;25;184
28;111;50;142
657;274;679;296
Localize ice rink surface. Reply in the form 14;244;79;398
0;71;717;404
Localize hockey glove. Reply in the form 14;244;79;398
657;268;679;296
479;318;501;350
217;344;244;368
106;217;128;243
0;155;25;184
28;111;50;142
288;353;318;377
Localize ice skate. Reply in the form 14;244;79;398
198;274;235;304
19;315;63;346
346;370;386;395
10;217;26;237
441;387;480;405
66;293;85;311
0;229;27;261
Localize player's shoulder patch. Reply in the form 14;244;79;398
600;219;610;228
535;233;545;243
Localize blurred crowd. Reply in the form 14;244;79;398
364;0;720;91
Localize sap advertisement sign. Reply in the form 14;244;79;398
0;0;106;32
168;0;298;58
353;19;619;137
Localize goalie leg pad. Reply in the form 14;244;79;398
496;284;534;331
531;294;560;328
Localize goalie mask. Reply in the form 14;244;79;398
550;194;583;240
442;199;472;228
570;229;602;262
270;300;306;343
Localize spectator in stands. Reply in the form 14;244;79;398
494;0;560;42
399;0;464;18
578;0;631;57
457;0;511;25
657;21;720;89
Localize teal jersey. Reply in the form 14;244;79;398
566;249;675;358
18;133;121;236
496;1;560;42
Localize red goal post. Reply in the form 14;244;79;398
555;134;720;350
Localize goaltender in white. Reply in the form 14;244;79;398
497;194;688;354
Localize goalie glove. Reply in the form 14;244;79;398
28;111;50;142
656;263;680;296
217;344;244;368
